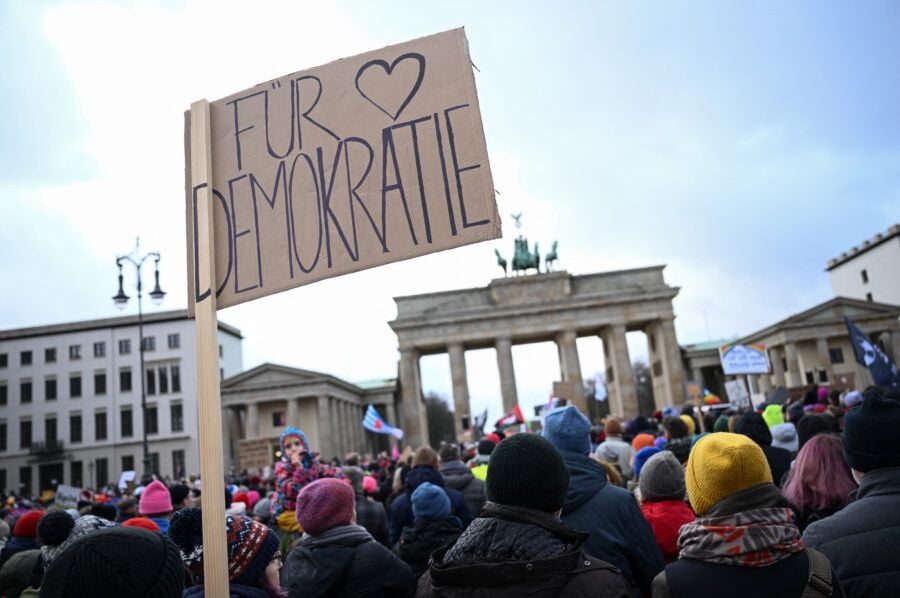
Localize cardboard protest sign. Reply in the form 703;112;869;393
186;28;500;312
55;484;82;508
719;343;770;375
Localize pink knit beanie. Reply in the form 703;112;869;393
296;479;354;536
139;481;173;515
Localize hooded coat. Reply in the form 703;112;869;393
389;467;472;546
396;518;463;581
734;412;793;486
285;524;415;598
558;449;665;596
439;461;486;517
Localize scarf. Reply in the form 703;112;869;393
678;507;803;567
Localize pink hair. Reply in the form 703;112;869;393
782;434;856;513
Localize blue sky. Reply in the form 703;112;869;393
1;0;898;423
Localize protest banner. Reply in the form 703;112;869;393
725;378;751;409
186;28;500;313
54;484;81;508
719;343;770;375
238;438;278;472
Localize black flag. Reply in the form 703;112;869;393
845;317;900;391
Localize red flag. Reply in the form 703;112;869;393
495;405;524;428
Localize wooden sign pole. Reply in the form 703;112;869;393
190;99;229;596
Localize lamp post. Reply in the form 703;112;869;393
113;237;165;478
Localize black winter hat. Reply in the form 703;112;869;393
40;526;185;598
843;389;900;473
486;433;569;513
797;414;834;449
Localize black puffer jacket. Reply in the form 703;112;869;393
804;466;900;598
735;412;792;486
417;502;633;598
356;492;389;546
396;518;463;580
439;461;486;517
285;524;415;598
389;467;472;546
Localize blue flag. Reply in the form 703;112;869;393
846;317;900;391
362;405;404;440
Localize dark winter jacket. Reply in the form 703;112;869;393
439;461;486;517
559;449;665;596
804;466;900;598
734;412;793;486
356;492;390;546
396;518;463;580
183;583;271;597
417;502;633;598
0;548;39;598
663;439;691;465
285;524;415;598
0;537;37;570
389;467;472;546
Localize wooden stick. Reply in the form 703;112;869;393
190;99;229;596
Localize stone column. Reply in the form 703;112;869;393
447;343;471;438
385;401;400;453
816;337;834;384
495;337;518;414
328;397;341;463
245;403;259;439
222;407;235;470
286;397;300;428
316;396;334;463
556;330;586;413
659;318;686;408
399;349;427;448
784;342;800;388
350;403;361;454
758;371;772;394
771;346;786;387
601;324;637;419
691;367;704;385
879;331;898;365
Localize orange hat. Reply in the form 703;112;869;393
122;517;161;533
631;433;656;452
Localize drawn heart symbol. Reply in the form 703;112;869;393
355;52;426;121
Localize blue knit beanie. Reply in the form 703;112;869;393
542;406;591;455
412;482;450;521
633;446;661;479
279;426;309;452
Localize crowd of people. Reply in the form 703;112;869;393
0;384;897;596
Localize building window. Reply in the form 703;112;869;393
818;369;829;383
0;470;5;493
149;453;160;476
829;348;844;364
146;369;156;395
69;345;81;361
159;367;169;394
220;368;224;381
0;421;6;452
219;344;223;358
805;370;815;384
19;420;31;449
70;414;82;444
120;369;132;393
118;339;131;355
45;378;57;401
866;292;873;302
20;351;32;366
781;358;788;373
71;461;83;487
95;458;108;488
94;372;107;396
44;348;56;363
45;417;57;443
20;381;32;404
95;411;107;441
273;411;286;427
93;342;106;358
171;365;181;393
122;455;135;473
0;353;6;368
171;403;183;432
145;406;158;435
0;383;5;406
19;466;32;496
142;337;156;352
861;269;869;284
69;375;82;399
172;449;186;478
121;409;133;438
168;334;180;349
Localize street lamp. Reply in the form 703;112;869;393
113;237;165;478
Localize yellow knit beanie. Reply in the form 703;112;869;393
685;432;772;516
679;414;696;436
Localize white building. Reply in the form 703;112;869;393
0;310;242;496
827;224;900;305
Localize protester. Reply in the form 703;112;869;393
139;480;174;534
734;411;792;486
439;443;486;517
543;406;665;596
169;507;284;597
796;414;834;451
170;484;191;511
116;498;139;523
342;465;389;546
594;417;636;479
661;417;692;464
781;434;855;531
762;404;799;454
632;433;657;453
0;544;39;598
396;482;463;581
638;452;695;563
653;433;843;598
0;511;43;568
469;439;494;481
418;433;633;597
40;526;185;597
285;478;415;597
804;388;900;597
271;427;337;532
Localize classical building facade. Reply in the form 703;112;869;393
0;311;243;495
389;268;686;446
219;364;398;470
827;224;900;305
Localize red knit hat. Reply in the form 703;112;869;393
122;517;161;533
232;492;249;508
14;510;44;538
296;479;354;536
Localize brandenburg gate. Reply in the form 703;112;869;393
389;267;685;446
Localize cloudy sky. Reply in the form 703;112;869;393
1;1;898;425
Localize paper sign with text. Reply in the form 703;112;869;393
186;28;500;312
719;343;770;375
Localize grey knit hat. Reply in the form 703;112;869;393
639;451;686;502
